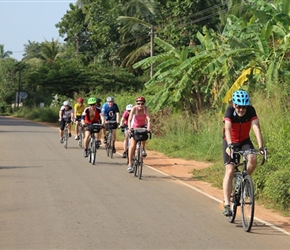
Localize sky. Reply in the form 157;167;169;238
0;0;75;61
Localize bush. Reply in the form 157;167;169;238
263;169;290;210
14;107;59;123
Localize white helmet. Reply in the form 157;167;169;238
126;104;133;111
63;101;70;106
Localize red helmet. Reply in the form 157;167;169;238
77;97;84;103
136;96;146;103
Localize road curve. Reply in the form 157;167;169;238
0;116;289;249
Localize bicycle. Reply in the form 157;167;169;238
87;123;104;165
227;148;267;232
131;128;152;179
105;121;118;158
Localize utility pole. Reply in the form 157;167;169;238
17;69;21;109
150;26;154;78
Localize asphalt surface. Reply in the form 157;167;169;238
0;116;290;249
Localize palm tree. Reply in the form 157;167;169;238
0;44;12;59
117;0;163;69
22;40;63;63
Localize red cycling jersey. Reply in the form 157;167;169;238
223;105;258;143
82;107;101;124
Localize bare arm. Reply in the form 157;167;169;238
59;110;62;121
224;120;232;145
252;119;263;148
116;112;120;124
128;107;135;130
145;106;151;131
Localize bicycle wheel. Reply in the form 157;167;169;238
133;157;138;177
137;146;143;179
78;125;83;147
241;175;255;232
110;138;114;159
106;132;112;158
90;138;96;165
64;127;68;149
227;195;238;223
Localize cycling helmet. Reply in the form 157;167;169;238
126;104;133;111
63;101;70;106
232;90;250;106
136;96;146;103
96;98;102;103
106;96;114;102
77;97;84;103
88;97;97;105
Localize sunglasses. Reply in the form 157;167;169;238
137;103;145;106
90;104;96;106
235;105;247;109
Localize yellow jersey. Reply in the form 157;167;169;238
74;103;85;116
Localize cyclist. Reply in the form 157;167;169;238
119;104;133;158
127;96;151;173
101;96;120;153
96;98;102;108
222;90;264;216
74;97;85;140
81;97;104;157
59;100;74;143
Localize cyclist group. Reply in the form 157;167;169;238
58;95;151;174
59;89;266;218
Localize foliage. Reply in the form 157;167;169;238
263;170;290;211
13;107;59;123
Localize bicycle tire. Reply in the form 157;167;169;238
78;125;83;147
91;138;96;165
227;196;237;223
110;138;114;159
64;127;68;149
107;132;112;158
241;175;255;232
137;146;143;179
133;157;138;177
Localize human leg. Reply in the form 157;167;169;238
128;137;137;173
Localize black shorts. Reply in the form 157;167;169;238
60;118;71;130
75;116;82;122
223;138;254;165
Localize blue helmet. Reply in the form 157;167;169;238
232;90;250;106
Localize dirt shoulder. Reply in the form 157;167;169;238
115;141;290;234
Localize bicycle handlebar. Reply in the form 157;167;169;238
229;148;267;165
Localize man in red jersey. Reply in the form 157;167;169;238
222;90;265;216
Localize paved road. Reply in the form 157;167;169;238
0;116;289;249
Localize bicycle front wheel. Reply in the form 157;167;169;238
106;133;110;157
137;147;143;179
64;128;68;149
110;139;114;159
241;175;255;232
90;139;96;165
78;126;83;147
